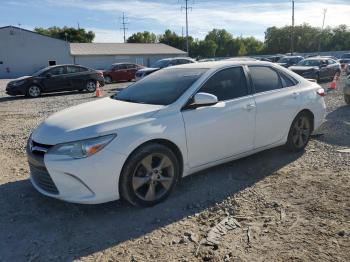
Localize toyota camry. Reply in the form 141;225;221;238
27;61;326;206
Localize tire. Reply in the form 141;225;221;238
316;73;320;83
285;112;312;152
86;80;96;93
25;85;41;98
119;143;180;207
105;76;112;84
345;94;350;105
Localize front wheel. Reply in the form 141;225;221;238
345;94;350;105
26;85;41;98
119;143;180;207
86;81;96;92
285;112;312;152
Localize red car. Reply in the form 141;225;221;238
103;63;144;84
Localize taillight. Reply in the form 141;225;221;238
316;88;325;97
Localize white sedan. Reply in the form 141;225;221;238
27;61;326;206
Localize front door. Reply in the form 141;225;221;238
41;66;69;92
182;66;256;167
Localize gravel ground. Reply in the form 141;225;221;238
0;77;349;262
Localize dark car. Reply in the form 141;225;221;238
103;63;144;84
277;56;304;67
341;53;350;59
6;65;104;98
135;57;196;80
344;75;350;104
288;58;341;82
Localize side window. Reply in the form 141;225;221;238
126;64;136;69
49;67;65;75
178;59;191;64
279;71;297;87
199;67;248;101
119;64;127;70
78;66;88;72
327;59;336;65
66;66;81;74
249;66;282;93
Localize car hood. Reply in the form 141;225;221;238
137;67;160;73
31;97;164;145
11;76;32;83
289;66;318;71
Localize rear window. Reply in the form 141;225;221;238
249;66;282;93
114;68;207;105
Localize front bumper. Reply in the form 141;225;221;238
6;84;25;95
27;140;127;204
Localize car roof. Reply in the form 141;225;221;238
164;60;274;70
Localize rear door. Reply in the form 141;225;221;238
126;64;137;80
41;66;69;92
66;66;89;90
182;66;256;167
249;66;300;148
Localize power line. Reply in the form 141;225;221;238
120;12;129;43
181;0;192;55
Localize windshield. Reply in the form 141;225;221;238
297;60;321;66
151;60;170;68
32;67;49;76
113;68;207;105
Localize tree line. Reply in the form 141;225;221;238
34;24;350;58
128;24;350;58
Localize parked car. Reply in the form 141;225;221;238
267;55;285;63
340;53;350;59
277;56;304;67
135;57;196;80
288;57;341;82
256;57;272;62
339;59;350;74
27;61;326;206
344;75;350;104
103;63;144;84
6;65;104;98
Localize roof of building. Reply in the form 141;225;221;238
70;43;187;56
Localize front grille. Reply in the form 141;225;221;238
30;164;59;194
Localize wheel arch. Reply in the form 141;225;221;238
296;109;315;132
118;138;184;193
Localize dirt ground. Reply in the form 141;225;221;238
0;77;349;262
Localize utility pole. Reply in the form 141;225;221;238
291;0;295;55
120;12;129;43
181;0;192;55
318;9;327;54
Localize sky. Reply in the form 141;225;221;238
1;0;350;42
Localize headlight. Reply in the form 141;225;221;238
12;80;26;86
49;134;116;159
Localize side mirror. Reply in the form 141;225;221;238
46;73;52;78
190;92;218;108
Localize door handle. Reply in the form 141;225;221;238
292;92;300;98
244;103;256;111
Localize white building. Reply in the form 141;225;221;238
0;26;187;78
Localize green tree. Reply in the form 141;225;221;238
34;26;95;43
127;31;157;43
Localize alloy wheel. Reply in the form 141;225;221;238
132;153;175;202
28;86;41;97
86;81;96;92
291;116;311;149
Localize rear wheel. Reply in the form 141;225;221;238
120;143;180;207
86;81;96;92
285;112;312;152
26;85;41;98
345;94;350;105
